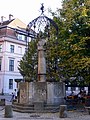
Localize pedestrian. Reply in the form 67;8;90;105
10;92;15;102
14;89;17;100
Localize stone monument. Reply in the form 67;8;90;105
14;4;65;112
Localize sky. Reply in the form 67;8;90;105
0;0;62;25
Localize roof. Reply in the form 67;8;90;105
8;18;27;29
0;18;27;30
0;19;14;26
0;18;35;38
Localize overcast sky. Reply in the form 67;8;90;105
0;0;62;25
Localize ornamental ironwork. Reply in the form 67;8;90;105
27;3;58;39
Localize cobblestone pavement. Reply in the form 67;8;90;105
0;95;90;120
0;108;89;120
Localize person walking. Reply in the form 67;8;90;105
14;89;17;99
10;89;17;102
10;92;15;102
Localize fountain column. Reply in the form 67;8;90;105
37;39;46;82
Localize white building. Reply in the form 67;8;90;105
0;15;31;94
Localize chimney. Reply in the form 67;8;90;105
9;14;13;21
1;16;6;23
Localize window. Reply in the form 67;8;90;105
9;79;13;89
17;34;25;41
10;45;14;53
0;44;2;52
18;34;22;40
9;59;14;71
0;59;1;71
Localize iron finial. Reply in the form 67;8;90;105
40;3;44;14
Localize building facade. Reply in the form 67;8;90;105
0;15;31;94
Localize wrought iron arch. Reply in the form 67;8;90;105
27;3;58;39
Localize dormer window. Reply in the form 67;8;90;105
17;34;25;41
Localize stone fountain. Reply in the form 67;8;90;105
13;4;65;113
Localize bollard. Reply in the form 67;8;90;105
4;105;13;118
59;105;67;118
0;99;5;106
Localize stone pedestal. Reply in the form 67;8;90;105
28;82;65;106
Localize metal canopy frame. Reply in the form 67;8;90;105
27;3;58;38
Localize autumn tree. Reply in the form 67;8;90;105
50;0;90;85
